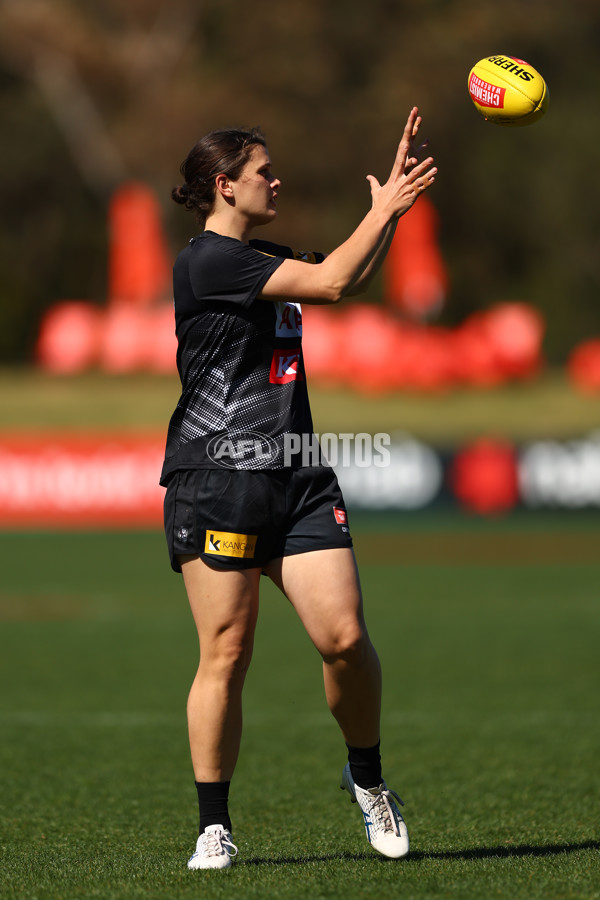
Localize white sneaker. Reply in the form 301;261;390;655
340;762;409;859
187;824;238;870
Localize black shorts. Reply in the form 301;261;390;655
163;466;353;573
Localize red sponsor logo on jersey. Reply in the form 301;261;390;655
333;506;347;525
270;348;304;384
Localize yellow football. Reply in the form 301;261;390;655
468;55;549;126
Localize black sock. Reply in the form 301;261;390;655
346;741;382;789
195;781;232;835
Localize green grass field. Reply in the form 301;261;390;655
1;372;599;897
1;520;599;900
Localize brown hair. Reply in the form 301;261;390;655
171;127;266;223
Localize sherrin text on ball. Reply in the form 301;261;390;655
468;55;548;126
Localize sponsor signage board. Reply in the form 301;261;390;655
3;431;600;527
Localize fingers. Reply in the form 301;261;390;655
394;107;431;175
391;108;420;173
381;109;437;211
414;175;435;194
409;155;436;179
401;107;420;151
403;145;437;201
411;162;437;195
405;106;420;135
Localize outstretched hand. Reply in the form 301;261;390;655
366;107;437;218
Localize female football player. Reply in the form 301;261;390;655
161;108;436;869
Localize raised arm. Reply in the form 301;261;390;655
259;108;437;305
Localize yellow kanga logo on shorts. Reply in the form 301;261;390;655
205;530;257;559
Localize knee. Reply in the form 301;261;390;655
320;623;372;668
201;631;254;682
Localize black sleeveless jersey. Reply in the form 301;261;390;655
160;231;324;484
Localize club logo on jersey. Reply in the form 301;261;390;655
275;301;302;338
333;507;347;525
270;348;304;384
205;530;257;559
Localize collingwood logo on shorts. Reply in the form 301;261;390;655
205;530;258;559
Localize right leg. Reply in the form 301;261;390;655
180;554;262;783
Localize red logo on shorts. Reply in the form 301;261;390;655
270;348;304;384
333;507;347;525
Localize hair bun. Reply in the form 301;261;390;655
171;183;190;205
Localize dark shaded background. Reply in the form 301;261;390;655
1;0;598;364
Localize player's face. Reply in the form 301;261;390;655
233;145;280;224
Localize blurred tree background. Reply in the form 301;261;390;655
0;0;598;364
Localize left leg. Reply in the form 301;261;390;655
264;547;381;747
264;546;409;859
